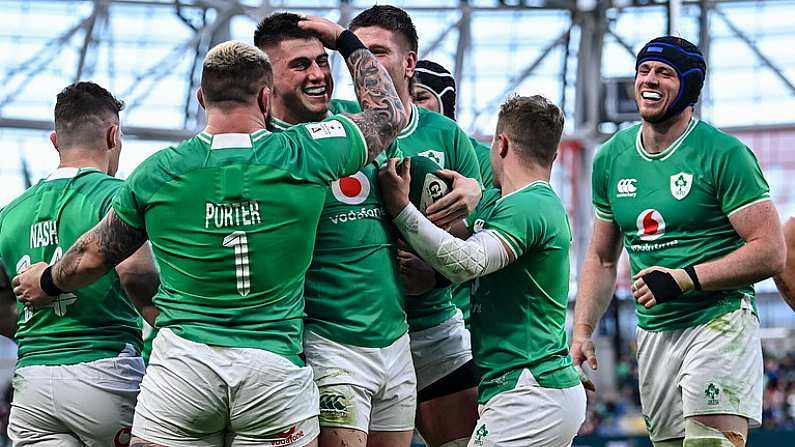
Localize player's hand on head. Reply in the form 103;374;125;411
397;249;436;296
12;262;54;309
378;157;412;217
426;170;482;229
632;266;693;309
297;16;345;49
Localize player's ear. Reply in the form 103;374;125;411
49;131;59;153
197;88;206;110
497;133;509;159
405;50;417;80
107;124;121;151
258;86;270;115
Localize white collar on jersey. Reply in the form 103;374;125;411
210;133;253;150
46;167;80;181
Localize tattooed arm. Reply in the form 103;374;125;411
298;16;406;163
343;48;406;163
12;210;147;307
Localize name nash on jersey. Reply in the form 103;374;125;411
30;220;59;249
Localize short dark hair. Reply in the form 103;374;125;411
350;5;418;53
496;95;564;167
254;12;318;49
201;41;273;107
54;81;124;149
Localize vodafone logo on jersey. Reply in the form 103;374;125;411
331;171;370;205
636;209;666;241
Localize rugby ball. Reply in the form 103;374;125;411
405;156;452;214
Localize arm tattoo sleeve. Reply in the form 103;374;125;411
344;48;406;163
53;210;148;291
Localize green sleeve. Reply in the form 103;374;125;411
715;144;770;215
96;179;123;221
591;145;614;221
466;188;501;230
469;136;493;188
282;114;368;184
483;194;539;259
451;127;482;184
112;169;149;230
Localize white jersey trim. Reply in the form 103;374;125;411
635;118;698;162
498;180;551;203
46;167;80;181
211;133;252;150
726;196;772;218
593;208;614;222
398;105;419;139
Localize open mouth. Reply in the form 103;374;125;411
303;85;328;98
641;90;662;102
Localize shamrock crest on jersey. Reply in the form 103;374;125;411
670;172;693;200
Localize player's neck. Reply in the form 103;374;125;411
271;101;325;126
641;109;693;154
399;90;413;128
204;108;267;135
499;164;550;197
58;149;109;174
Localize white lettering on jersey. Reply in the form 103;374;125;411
29;220;59;249
616;178;638;198
205;201;262;229
305;120;347;139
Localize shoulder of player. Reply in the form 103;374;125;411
497;182;562;215
691;120;749;156
595;123;640;159
0;182;44;222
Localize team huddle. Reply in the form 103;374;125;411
0;4;784;447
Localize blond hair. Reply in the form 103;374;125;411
201;41;273;106
496;94;564;167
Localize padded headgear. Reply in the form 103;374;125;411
635;36;706;122
414;60;457;120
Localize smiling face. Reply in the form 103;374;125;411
266;37;332;123
635;60;681;123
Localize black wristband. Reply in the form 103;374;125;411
40;265;65;297
336;30;367;59
642;270;683;304
684;265;702;291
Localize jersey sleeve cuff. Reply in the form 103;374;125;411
725;194;771;217
486;228;521;260
593;207;614;222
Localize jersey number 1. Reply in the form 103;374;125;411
223;231;251;296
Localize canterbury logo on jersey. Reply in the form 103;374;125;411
616;178;638;198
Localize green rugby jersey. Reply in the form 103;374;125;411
270;100;409;348
0;168;142;368
467;184;579;404
451;137;494;327
113;116;366;364
592;119;770;331
397;104;482;331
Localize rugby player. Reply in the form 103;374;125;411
379;94;586;447
1;81;158;446
571;36;784;447
255;12;415;447
350;7;483;446
12;28;406;447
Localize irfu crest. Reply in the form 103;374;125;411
670;172;693;200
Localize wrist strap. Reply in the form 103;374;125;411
336;30;367;59
40;265;65;297
642;270;683;304
684;265;702;291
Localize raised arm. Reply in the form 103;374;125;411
12;209;147;307
299;16;406;163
